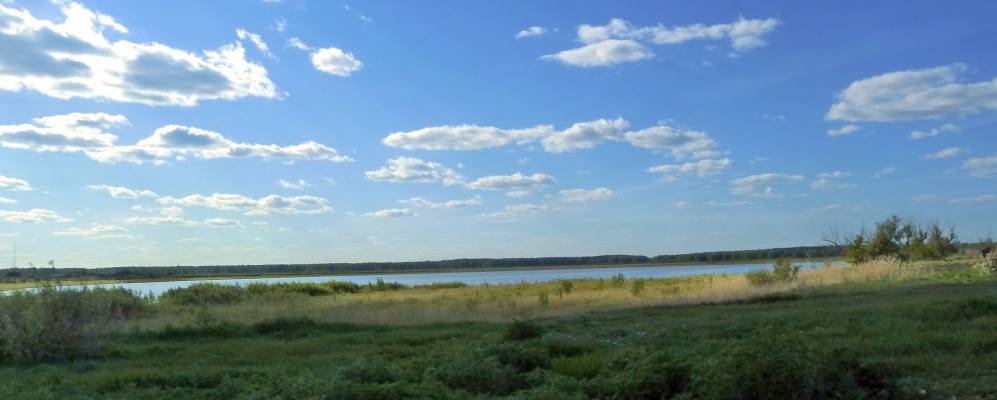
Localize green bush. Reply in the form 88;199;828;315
251;317;329;338
492;343;550;373
159;283;248;306
336;358;401;384
746;259;800;286
609;273;626;287
366;278;405;291
504;320;545;342
0;285;147;363
430;352;526;395
693;332;900;399
589;350;691;399
630;279;646;296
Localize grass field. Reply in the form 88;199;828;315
1;259;995;399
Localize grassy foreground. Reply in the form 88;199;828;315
1;260;996;399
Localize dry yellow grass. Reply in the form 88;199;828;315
124;258;970;330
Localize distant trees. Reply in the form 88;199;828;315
846;216;959;264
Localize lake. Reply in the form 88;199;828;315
14;261;824;296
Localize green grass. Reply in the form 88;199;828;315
2;269;996;399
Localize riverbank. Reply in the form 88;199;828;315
1;259;993;398
0;258;832;292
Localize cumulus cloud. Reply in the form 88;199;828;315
157;193;332;215
560;188;614;203
365;157;463;186
810;171;853;189
287;37;362;77
949;194;997;204
730;173;804;198
0;175;31;191
87;184;157;199
922;147;964;160
0;208;71;223
827;124;861;137
624;124;718;158
647;158;731;179
398;196;482;209
911;123;960;140
0;197;16;204
515;26;547;39
467;173;555;191
0;2;278;106
827;64;997;122
541;39;653;67
383;124;553;150
505;190;531;198
53;223;135;238
123;206;243;227
278;179;311;189
872;166;896;179
963;155;997;177
0;113;353;164
545;17;779;67
364;208;415;218
541;118;629;153
478;203;553;220
236;28;274;59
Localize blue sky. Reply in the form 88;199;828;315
1;0;995;267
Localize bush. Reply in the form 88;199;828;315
159;283;248;306
492;343;550;372
336;358;401;384
505;320;545;342
430;352;526;395
746;259;800;286
589;350;691;399
609;273;626;287
693;332;900;399
0;285;147;363
251;317;328;338
630;279;646;296
366;278;405;291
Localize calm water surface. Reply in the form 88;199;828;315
18;262;825;297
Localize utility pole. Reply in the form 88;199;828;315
11;240;15;269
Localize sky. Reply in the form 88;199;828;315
0;0;995;267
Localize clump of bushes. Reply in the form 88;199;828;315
366;278;405;291
746;258;800;286
609;273;626;287
588;350;691;399
159;283;248;306
693;332;900;399
847;216;959;263
505;320;545;341
0;285;149;363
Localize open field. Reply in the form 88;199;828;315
2;258;996;398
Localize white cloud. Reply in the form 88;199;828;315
365;157;463;186
383;124;553;150
0;175;31;191
647;158;731;179
911;123;960;140
236;28;274;59
203;217;244;228
0;2;278;106
810;171;853;189
922;147;964;159
272;18;287;32
873;166;896;179
278;179;311;189
87;184;157;199
364;208;415;218
467;173;555;191
287;37;310;50
731;173;804;198
287;38;361;77
827;64;997;122
157;193;332;215
123;206;198;226
963;155;997;177
541;118;629;153
949;194;997;204
478;203;553;220
0;196;15;204
398;196;482;209
827;124;861;137
515;26;548;39
505;190;532;198
624;124;717;158
545;17;779;67
560;188;614;203
53;223;135;238
0;114;353;164
541;39;653;67
0;208;71;223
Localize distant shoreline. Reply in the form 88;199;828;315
0;258;840;291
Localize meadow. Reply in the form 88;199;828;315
2;256;996;399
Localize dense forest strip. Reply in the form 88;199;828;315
0;242;986;283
